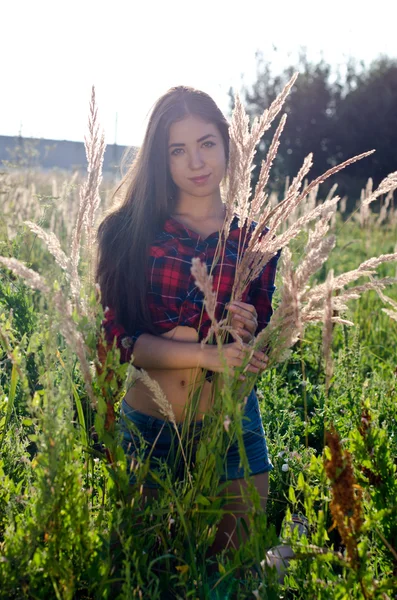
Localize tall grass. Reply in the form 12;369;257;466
0;80;396;599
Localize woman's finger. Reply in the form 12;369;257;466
249;359;267;371
245;364;260;374
236;327;252;342
228;302;257;318
228;301;257;317
231;315;257;335
233;314;257;330
243;351;268;370
227;303;256;320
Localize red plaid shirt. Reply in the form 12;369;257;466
102;215;280;363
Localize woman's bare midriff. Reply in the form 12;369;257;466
123;326;214;422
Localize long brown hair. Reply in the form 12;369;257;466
96;86;230;335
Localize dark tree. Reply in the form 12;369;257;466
333;57;397;191
236;52;397;202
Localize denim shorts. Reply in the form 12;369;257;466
119;389;273;489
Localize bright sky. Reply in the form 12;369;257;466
2;0;397;147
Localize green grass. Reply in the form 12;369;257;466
0;174;396;599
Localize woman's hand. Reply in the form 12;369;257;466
226;301;258;343
199;341;268;376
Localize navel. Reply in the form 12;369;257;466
180;380;186;388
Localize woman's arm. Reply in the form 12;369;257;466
134;333;267;374
133;333;203;369
101;308;267;374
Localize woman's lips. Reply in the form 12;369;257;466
189;174;211;185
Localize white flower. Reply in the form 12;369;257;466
282;463;289;472
121;336;134;349
277;450;285;458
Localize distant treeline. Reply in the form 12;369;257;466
0;135;137;174
234;54;397;202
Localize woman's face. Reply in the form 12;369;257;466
168;115;227;199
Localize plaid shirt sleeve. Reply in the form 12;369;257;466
249;249;281;335
100;307;144;364
99;245;187;364
147;249;186;333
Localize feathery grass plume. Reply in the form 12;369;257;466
0;257;50;294
304;253;397;308
191;257;217;323
254;247;302;363
84;89;106;252
302;275;397;327
133;368;176;425
382;309;397;322
361;171;397;207
266;153;314;230
23;220;70;272
331;278;397;312
243;166;397;366
249;113;287;224
356;174;397;228
376;189;393;226
224;93;251;230
1;169;83;242
233;150;375;303
223;72;298;235
325;183;338;204
395;243;397;279
324;428;364;567
253;239;397;367
53;291;96;408
234;193;340;302
282;181;321;233
393;206;397;228
324;184;339;229
0;256;96;408
372;281;397;322
233;153;314;299
323;270;334;394
358;177;372;227
70;86;105;305
190;257;242;345
295;214;336;287
265;151;373;236
356;252;397;272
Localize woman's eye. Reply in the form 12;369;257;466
203;141;215;148
171;148;184;156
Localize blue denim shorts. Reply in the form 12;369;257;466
119;389;273;489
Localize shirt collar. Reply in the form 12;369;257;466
163;214;241;243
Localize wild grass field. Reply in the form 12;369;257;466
0;85;397;599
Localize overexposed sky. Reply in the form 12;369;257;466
2;0;397;146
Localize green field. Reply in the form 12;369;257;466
0;165;396;599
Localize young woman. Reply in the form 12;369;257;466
96;86;280;553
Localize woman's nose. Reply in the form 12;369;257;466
189;149;205;170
